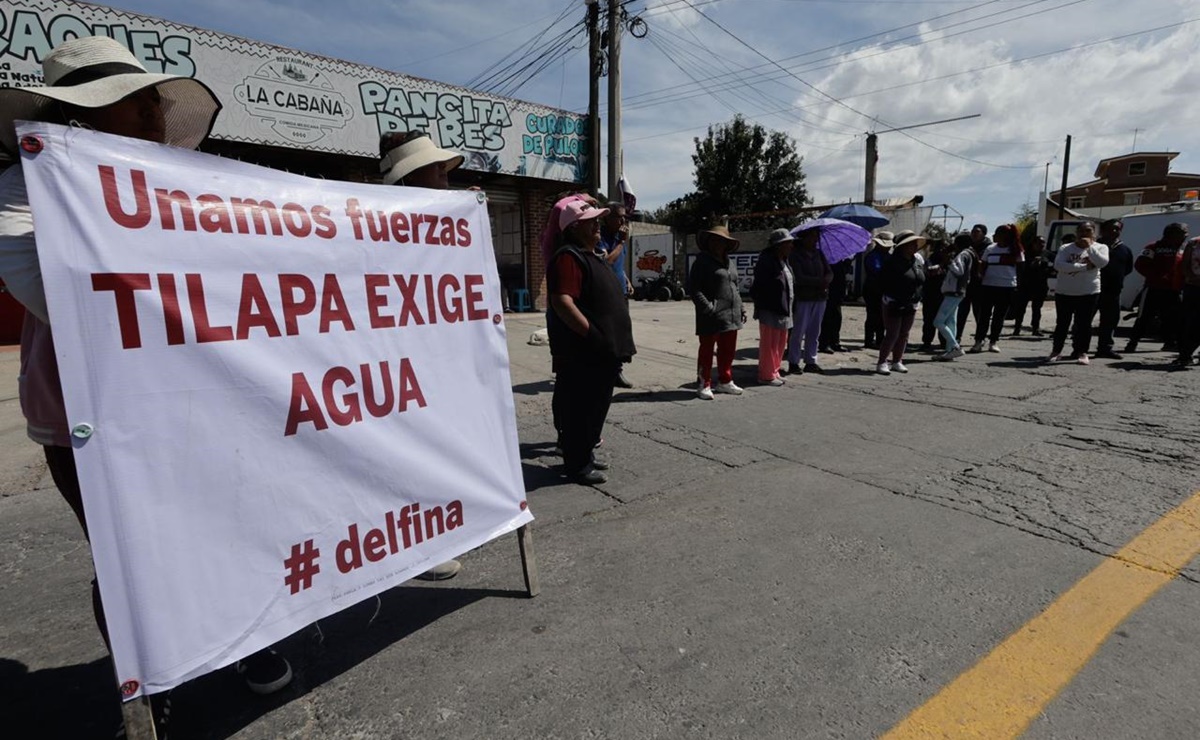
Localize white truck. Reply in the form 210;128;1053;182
1044;198;1200;308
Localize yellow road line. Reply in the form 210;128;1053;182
883;490;1200;739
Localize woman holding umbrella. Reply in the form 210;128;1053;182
877;231;927;375
786;227;833;374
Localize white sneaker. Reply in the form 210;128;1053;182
943;347;965;360
987;342;1001;353
714;381;744;395
876;361;891;375
968;341;985;354
697;386;714;400
760;377;784;386
892;361;909;373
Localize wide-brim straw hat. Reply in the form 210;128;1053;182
870;230;895;248
381;134;465;185
0;36;221;155
893;232;927;250
697;224;740;251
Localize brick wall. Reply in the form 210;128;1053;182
522;189;558;311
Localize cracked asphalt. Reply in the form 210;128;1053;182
2;299;1199;739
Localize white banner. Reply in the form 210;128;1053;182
17;121;533;697
0;0;588;182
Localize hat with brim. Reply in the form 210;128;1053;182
559;200;609;231
697;224;740;251
894;233;927;250
870;230;895;248
0;36;221;155
768;228;794;247
381;134;465;185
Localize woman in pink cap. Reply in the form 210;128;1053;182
545;201;636;484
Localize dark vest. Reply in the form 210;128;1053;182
547;246;636;363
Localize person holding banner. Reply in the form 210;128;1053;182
0;36;294;716
546;201;636;484
377;130;477;580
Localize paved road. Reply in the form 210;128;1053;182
2;300;1198;739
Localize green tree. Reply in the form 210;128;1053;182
657;115;810;232
1013;200;1040;247
922;220;948;243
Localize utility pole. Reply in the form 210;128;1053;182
863;113;981;206
1057;134;1072;221
864;133;877;206
586;0;601;195
606;0;622;202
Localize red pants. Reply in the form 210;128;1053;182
758;323;788;381
698;330;738;387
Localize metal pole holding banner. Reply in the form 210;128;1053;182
121;697;157;740
517;525;540;597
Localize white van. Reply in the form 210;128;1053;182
1044;201;1200;308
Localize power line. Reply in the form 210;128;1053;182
622;0;1078;112
622;0;1014;106
649;19;864;136
666;0;1053;169
465;0;580;90
624;0;1183;168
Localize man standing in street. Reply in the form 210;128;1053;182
1096;219;1134;359
600;201;635;388
1125;222;1188;354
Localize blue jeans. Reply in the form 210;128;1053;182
933;295;963;350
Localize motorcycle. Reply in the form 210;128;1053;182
635;273;685;302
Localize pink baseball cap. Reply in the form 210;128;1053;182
559;200;610;231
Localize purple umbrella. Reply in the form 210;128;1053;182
789;218;873;264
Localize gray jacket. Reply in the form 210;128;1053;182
941;248;976;296
690;251;744;335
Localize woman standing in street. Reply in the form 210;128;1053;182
1048;221;1109;364
752;229;795;386
690;224;745;399
970;223;1024;353
932;234;976;360
787;227;833;375
546;201;636;483
877;232;927;375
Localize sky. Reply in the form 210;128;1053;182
104;0;1200;232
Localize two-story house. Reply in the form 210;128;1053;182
1045;152;1200;223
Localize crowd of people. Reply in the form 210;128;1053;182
541;206;1200;486
739;218;1200;378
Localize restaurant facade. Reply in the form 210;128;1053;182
0;0;590;313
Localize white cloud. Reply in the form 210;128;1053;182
105;0;1200;229
624;0;1200;229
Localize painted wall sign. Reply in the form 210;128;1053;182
0;0;588;182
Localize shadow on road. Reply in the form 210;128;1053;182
1109;360;1189;372
1;656;122;738
512;379;554;396
611;388;697;403
3;583;528;740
